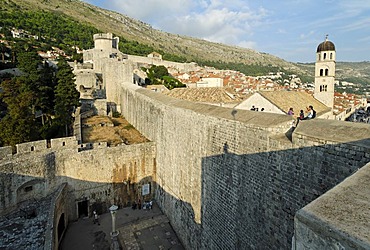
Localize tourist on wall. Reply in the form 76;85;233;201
287;107;294;115
298;110;304;120
303;105;316;120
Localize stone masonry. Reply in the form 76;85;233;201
119;83;370;250
0;33;369;249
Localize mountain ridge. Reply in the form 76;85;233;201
4;0;370;84
5;0;299;69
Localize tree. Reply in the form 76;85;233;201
143;65;185;89
144;65;169;85
38;61;57;125
0;78;38;146
54;58;80;136
0;43;6;63
162;76;186;90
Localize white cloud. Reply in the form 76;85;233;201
341;18;370;32
84;0;370;61
338;0;370;13
88;0;269;49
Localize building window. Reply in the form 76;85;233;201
325;69;329;76
320;85;328;92
320;69;323;76
330;53;333;59
323;53;326;59
318;54;321;61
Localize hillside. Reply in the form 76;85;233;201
3;0;370;83
4;0;300;69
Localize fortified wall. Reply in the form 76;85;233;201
0;137;156;248
2;33;369;249
0;138;156;217
119;83;370;249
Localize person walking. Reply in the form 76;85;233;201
93;210;100;225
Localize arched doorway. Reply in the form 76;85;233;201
57;213;66;243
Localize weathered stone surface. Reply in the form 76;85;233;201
1;68;369;250
120;84;370;250
294;162;370;250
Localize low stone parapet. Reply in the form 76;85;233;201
294;162;370;249
0;146;12;159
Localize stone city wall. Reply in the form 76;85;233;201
0;146;12;158
55;142;156;220
0;139;156;220
294;162;370;250
0;151;56;213
127;55;199;72
119;83;370;250
44;183;69;250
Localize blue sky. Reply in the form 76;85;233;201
84;0;370;63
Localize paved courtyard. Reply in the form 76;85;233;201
60;202;184;250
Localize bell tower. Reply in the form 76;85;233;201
314;35;335;109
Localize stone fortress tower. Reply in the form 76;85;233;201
83;33;121;67
314;35;336;109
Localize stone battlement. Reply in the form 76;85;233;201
0;136;113;159
93;33;113;40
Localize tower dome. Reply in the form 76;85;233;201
317;36;335;52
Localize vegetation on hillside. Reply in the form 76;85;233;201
0;0;368;147
0;9;99;50
0;6;188;64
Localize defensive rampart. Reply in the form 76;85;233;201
127;55;199;72
294;162;370;249
0;137;156;219
119;83;370;249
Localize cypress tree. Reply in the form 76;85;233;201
54;58;80;136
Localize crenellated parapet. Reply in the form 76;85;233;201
0;136;115;160
0;137;78;159
0;140;157;216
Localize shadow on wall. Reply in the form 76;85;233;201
0;138;369;249
0;171;193;250
199;138;370;250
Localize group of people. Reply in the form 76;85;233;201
132;199;153;210
287;105;316;126
250;106;264;112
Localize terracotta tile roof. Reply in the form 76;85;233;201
258;91;331;115
165;87;245;104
